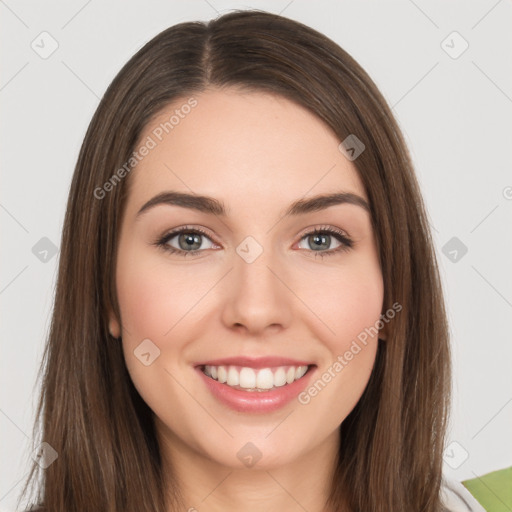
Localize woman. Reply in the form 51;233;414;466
19;10;485;512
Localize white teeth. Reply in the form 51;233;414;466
256;368;274;389
217;366;227;383
227;367;239;386
286;367;296;384
295;366;307;379
239;367;256;389
202;364;310;390
274;367;287;387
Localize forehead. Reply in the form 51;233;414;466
126;88;366;212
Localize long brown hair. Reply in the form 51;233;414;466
19;10;451;512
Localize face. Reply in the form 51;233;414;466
109;88;385;471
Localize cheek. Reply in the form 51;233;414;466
299;258;384;349
116;253;220;398
116;256;202;409
116;256;208;342
294;265;383;425
119;271;174;337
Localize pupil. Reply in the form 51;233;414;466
180;233;201;250
311;234;329;250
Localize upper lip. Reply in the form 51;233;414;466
195;356;315;369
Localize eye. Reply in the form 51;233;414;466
296;226;353;258
153;225;353;258
154;226;217;256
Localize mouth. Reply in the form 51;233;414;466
194;358;317;413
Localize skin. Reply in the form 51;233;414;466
109;88;386;512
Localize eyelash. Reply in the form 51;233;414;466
153;225;353;259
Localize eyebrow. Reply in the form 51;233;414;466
136;190;370;219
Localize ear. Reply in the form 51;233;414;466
107;308;122;339
378;319;389;341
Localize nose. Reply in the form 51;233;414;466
220;244;293;336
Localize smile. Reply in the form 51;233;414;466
201;364;310;391
195;358;316;413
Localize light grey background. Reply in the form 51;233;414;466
1;1;511;510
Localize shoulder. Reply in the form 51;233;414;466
440;474;486;512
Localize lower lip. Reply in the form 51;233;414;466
196;366;316;413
